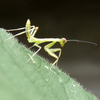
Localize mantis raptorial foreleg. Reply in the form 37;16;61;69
47;48;61;65
44;41;61;65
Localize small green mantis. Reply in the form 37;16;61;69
7;19;97;65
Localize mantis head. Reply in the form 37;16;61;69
60;38;67;47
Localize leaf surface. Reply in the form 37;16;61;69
0;29;97;100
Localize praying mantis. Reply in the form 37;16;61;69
7;19;97;65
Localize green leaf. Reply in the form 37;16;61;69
0;28;97;100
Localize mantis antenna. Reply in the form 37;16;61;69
67;39;97;46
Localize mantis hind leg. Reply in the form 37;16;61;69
44;42;61;65
5;26;35;40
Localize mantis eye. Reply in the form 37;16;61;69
60;38;67;47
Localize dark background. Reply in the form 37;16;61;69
0;0;100;98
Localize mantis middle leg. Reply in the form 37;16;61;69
28;43;41;62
